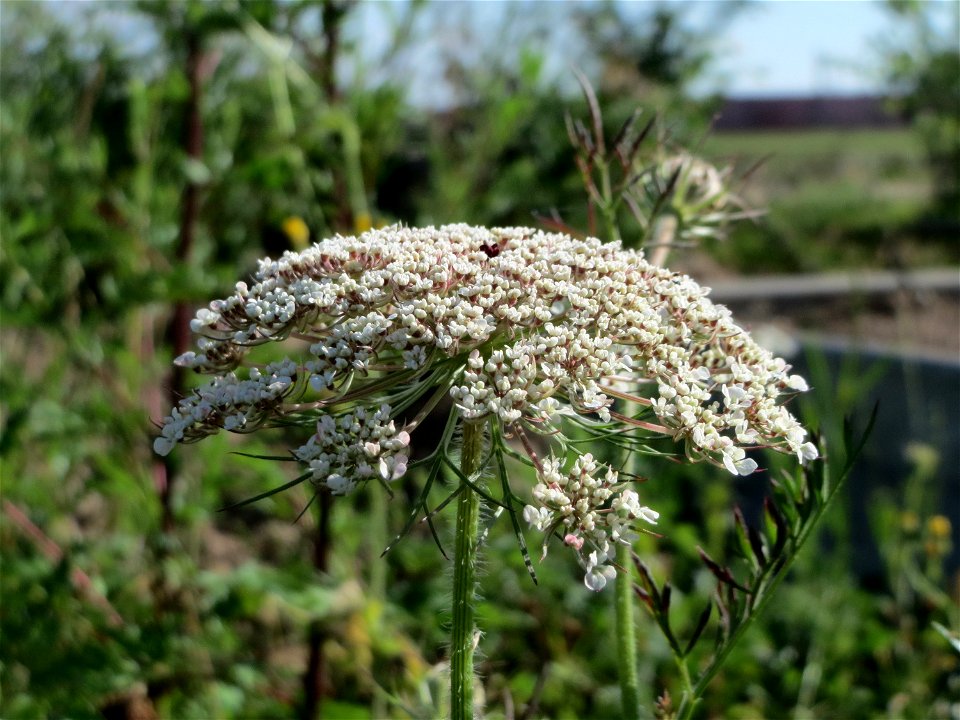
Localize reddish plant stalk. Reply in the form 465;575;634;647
301;4;352;712
160;30;205;533
302;493;333;720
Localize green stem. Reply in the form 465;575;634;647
598;159;622;244
368;481;388;720
612;389;645;720
615;541;641;720
675;445;863;720
450;420;484;720
673;651;696;717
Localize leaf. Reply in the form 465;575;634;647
733;506;767;568
228;451;296;462
747;522;767;568
625;114;658;167
732;506;758;566
425;511;448;560
777;466;803;505
612;108;643;167
842;402;879;479
649;165;683;218
661;582;673;614
684;602;713;656
764;498;789;558
932;622;960;654
219;471;312;512
697;546;751;593
808;436;826;504
494;442;537;583
714;592;732;640
633;558;662;608
633;585;655;610
441;456;506;510
293;493;318;523
381;455;443;557
571;66;605;155
724;584;741;630
657;584;681;655
612;107;641;151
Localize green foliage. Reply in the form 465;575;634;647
881;0;960;214
633;411;876;719
703;129;959;272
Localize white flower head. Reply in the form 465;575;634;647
154;225;816;580
159;225;812;474
524;453;659;591
584;555;617;591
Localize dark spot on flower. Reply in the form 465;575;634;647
480;242;500;258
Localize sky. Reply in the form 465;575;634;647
42;0;959;102
347;0;958;105
697;0;958;97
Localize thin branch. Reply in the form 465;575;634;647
2;500;124;626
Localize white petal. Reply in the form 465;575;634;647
735;457;759;476
723;452;738;475
799;442;819;462
584;564;616;592
639;507;660;525
153;436;175;456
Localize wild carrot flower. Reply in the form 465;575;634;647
523;452;659;590
155;224;816;588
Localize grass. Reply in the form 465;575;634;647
705;127;924;157
698;128;955;273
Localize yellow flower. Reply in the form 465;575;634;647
924;515;952;559
281;216;310;250
927;515;952;541
354;212;372;233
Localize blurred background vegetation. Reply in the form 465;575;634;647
1;1;957;718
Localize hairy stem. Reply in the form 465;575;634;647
599;142;639;719
451;420;484;720
616;541;641;719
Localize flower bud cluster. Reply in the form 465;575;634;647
655;152;728;213
153;359;299;456
523;453;659;590
294;404;410;495
638;152;744;246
